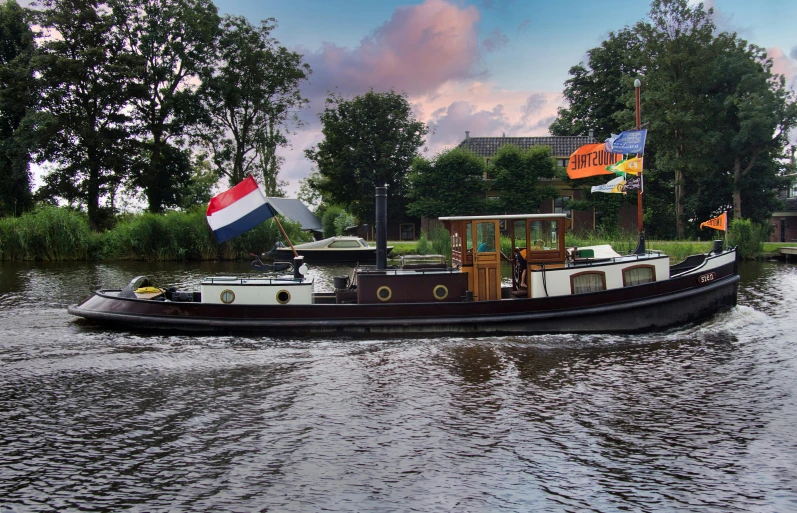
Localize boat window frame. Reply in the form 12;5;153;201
622;264;656;287
570;271;607;294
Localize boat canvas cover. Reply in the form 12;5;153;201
206;176;277;243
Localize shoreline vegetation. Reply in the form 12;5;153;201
0;206;789;263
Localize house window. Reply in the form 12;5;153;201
571;271;606;294
623;265;656;286
554;196;571;218
557;158;569;168
487;195;500;202
400;223;415;241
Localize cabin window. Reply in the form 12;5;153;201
529;220;558;250
476;222;495;252
400;224;415;240
359;239;369;247
329;240;362;248
623;265;656;286
571;272;606;294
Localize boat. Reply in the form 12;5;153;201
68;188;739;337
269;236;393;264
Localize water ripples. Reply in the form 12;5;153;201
1;261;797;511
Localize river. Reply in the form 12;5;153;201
1;260;795;512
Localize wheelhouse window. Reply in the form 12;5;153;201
571;271;606;294
529;220;559;250
476;222;495;252
623;265;655;286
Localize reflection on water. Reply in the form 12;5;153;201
1;261;796;512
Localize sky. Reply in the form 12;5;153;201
208;0;797;196
23;0;797;199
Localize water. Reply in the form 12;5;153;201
1;260;796;512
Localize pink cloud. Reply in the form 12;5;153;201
768;46;797;90
301;0;481;99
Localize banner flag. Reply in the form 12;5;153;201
607;156;643;175
699;212;728;232
605;129;647;154
625;176;641;190
567;143;623;179
206;176;277;243
591;176;626;194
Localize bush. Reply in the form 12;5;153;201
0;206;94;261
727;218;764;260
415;231;432;255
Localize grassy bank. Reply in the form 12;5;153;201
0;206;310;262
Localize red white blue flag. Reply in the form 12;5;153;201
206;176;276;243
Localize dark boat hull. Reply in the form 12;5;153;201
68;261;739;337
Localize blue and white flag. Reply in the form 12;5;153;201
606;129;647;154
206;176;277;243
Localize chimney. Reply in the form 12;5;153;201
465;131;470;142
375;185;387;271
588;129;594;140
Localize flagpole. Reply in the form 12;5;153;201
635;78;643;236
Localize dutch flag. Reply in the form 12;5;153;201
206;176;277;243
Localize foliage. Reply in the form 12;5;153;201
727;218;765;260
0;205;94;261
406;147;486;218
320;205;354;237
0;0;35;217
297;171;322;213
489;144;559;214
549;0;796;239
178;157;218;210
29;0;138;230
196;15;310;191
415;231;432;255
110;0;220;213
305;89;428;224
428;221;451;259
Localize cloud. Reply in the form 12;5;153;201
483;28;508;53
300;0;481;100
768;46;797;90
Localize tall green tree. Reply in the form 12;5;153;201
110;0;220;213
305;89;428;224
0;0;35;217
406;147;486;218
196;15;310;194
489;144;559;214
30;0;137;230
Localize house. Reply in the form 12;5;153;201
266;198;323;239
770;178;797;242
457;132;639;233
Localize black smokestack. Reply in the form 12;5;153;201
375;185;387;270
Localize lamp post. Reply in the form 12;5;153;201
634;78;643;239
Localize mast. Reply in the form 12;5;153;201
633;78;645;254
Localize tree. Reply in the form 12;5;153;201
305;89;428;224
406;147;486;218
0;0;35;217
110;0;220;213
30;0;137;230
196;15;310;192
549;28;642;141
489;144;559;214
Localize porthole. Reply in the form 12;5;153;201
276;289;291;304
220;289;235;304
376;286;392;302
433;285;449;300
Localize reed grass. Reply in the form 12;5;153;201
0;206;311;261
0;206;94;261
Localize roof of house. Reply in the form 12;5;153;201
458;135;596;158
266;198;322;231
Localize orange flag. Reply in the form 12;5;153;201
567;143;623;179
699;212;727;231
